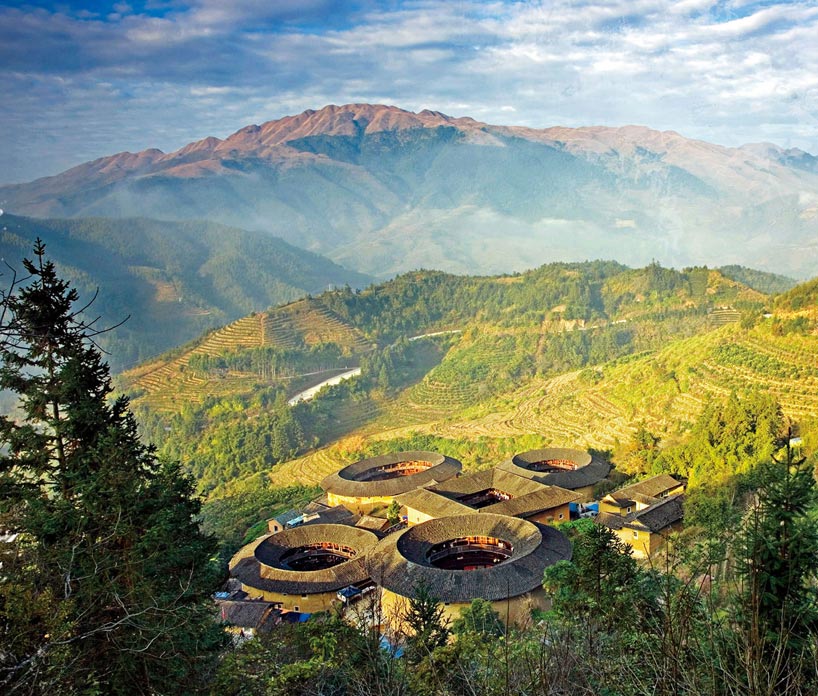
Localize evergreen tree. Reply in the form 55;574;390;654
732;436;818;693
0;242;225;694
401;580;450;664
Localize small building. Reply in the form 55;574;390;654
268;503;359;534
354;514;393;535
497;448;611;502
597;495;685;559
599;474;685;516
320;451;462;515
229;523;379;612
368;513;572;627
216;598;281;638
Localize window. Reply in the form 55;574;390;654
627;506;632;513
633;531;639;539
558;513;564;519
294;606;299;612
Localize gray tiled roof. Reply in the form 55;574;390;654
598;495;685;534
320;451;462;498
429;468;545;498
217;600;279;630
605;474;683;505
366;513;572;603
230;524;378;594
394;489;474;518
482;486;579;517
497;448;611;490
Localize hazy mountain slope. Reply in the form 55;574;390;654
0;214;371;369
3;104;818;278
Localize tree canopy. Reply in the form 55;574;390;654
0;241;224;694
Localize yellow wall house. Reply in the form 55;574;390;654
599;474;685;516
596;495;685;559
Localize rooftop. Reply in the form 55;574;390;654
498;448;610;490
597;495;685;533
230;524;379;595
366;513;572;603
428;468;579;517
604;474;684;506
321;450;462;498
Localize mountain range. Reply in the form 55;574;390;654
0;214;371;370
2;103;818;278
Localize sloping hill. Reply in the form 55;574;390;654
3;104;818;277
267;314;818;489
0;214;371;370
122;261;804;497
122;297;372;411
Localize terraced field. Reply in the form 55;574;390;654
261;320;818;487
122;297;372;411
262;299;371;352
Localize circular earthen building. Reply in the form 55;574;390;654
229;524;379;612
367;513;572;625
321;450;462;514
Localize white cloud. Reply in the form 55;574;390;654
1;0;817;183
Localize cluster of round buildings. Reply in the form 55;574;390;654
230;448;610;625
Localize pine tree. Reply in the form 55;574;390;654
732;435;818;693
401;580;450;664
0;242;225;694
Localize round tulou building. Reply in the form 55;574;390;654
320;450;462;514
229;524;379;612
367;513;572;625
499;447;610;501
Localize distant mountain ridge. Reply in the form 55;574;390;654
0;214;372;370
3;104;818;277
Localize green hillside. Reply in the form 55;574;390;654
123;261;805;505
0;214;372;370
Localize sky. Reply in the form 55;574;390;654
1;0;817;184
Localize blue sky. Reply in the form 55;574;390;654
1;0;817;183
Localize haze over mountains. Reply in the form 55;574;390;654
3;104;818;278
0;214;371;370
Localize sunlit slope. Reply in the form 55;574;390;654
122;297;371;411
268;319;818;487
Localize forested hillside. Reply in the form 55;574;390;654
114;259;818;549
0;214;371;369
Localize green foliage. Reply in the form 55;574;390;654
386;500;402;526
451;599;505;637
735;446;818;652
0;242;224;694
0;214;371;370
719;265;797;295
402;581;450;663
544;523;658;634
654;390;783;484
200;480;321;556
